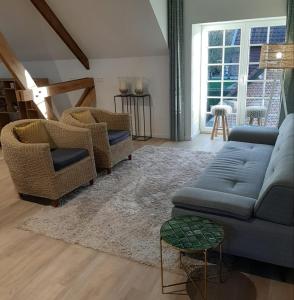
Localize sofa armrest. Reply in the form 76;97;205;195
172;187;256;220
228;126;279;145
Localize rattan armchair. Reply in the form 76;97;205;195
0;119;97;206
61;107;133;173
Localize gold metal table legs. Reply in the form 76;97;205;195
160;238;224;300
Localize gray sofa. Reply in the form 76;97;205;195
172;114;294;268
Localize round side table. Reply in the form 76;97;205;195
160;215;224;300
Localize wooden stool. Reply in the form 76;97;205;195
210;105;232;141
246;106;267;126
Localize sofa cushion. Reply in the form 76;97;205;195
14;120;56;149
229;125;279;145
51;148;89;171
172;187;256;220
255;114;294;225
71;110;96;124
195;141;273;199
108;130;129;145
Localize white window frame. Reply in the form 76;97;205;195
198;17;286;133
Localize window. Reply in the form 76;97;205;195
199;18;286;132
246;25;286;127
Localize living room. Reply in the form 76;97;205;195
0;0;293;299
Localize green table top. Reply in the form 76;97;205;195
160;216;224;252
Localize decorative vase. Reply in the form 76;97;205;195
118;78;128;95
134;77;144;95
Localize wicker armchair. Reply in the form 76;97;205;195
0;119;97;206
61;107;133;173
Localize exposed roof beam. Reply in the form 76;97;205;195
30;0;90;70
1;31;48;118
75;87;96;107
0;32;36;90
17;78;95;101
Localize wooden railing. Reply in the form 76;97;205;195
16;78;96;119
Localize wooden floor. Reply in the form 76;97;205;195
0;135;293;300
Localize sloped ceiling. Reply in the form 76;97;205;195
0;0;168;61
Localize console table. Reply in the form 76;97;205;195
114;94;152;141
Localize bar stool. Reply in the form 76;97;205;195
210;105;232;141
246;106;267;126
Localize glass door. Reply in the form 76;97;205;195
201;25;241;130
200;18;286;132
245;24;286;127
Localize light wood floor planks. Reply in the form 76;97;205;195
0;135;293;300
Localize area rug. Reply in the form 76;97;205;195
20;146;213;269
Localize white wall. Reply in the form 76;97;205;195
149;0;168;43
0;55;170;138
184;0;287;139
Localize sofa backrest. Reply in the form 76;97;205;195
255;114;294;226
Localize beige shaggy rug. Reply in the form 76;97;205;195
20;146;213;268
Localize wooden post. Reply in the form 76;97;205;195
0;31;46;119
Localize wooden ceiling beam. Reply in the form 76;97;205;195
17;78;95;101
75;87;96;107
0;32;37;90
0;31;47;119
30;0;90;70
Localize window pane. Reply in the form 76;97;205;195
264;98;280;127
225;29;241;45
245;99;265;125
246;98;264;107
247;82;264;97
208;66;222;80
266;69;283;80
265;81;281;98
223;98;237;113
207;98;220;112
206;114;215;127
227;114;237;128
208;82;221;96
223;65;239;80
208;48;222;63
269;26;286;44
224;47;240;63
249;46;261;63
250;27;268;44
223;82;238;97
248;64;264;80
209;30;223;46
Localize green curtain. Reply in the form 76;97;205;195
279;0;294;124
168;0;185;141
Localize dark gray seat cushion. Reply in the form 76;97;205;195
229;126;279;145
108;130;129;145
172;187;256;220
195;141;274;199
51;148;89;171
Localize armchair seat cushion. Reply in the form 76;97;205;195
51;148;89;171
108;130;129;145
